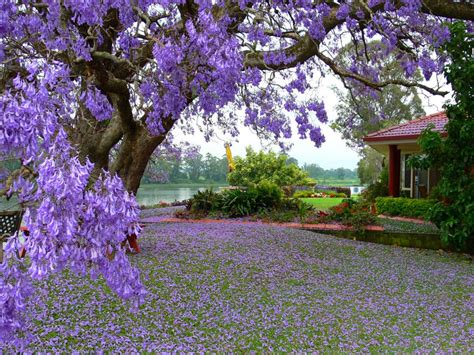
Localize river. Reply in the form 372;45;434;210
0;184;227;210
136;183;226;206
1;183;364;209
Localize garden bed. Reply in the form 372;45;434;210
313;229;444;251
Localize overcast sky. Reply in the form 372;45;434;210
177;74;448;170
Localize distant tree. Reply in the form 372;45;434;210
169;162;186;183
302;163;327;180
286;157;299;166
335;167;346;180
357;147;385;185
184;153;204;183
203;154;228;183
302;164;358;182
228;147;312;187
332;42;426;151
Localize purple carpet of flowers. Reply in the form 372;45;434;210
4;209;473;352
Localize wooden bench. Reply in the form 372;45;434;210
0;210;23;262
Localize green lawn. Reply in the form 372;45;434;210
301;198;345;210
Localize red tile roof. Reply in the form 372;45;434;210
363;112;448;142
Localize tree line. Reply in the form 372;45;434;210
142;149;358;185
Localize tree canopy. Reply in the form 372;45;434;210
1;0;473;342
228;147;312;187
331;42;426;151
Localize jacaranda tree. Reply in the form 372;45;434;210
0;0;473;343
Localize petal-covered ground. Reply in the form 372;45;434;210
5;209;473;352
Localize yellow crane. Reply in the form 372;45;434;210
225;143;235;172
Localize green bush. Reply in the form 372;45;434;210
227;147;312;187
186;184;311;221
375;197;436;219
361;181;389;202
296;199;314;222
251;180;283;209
334;187;351;197
189;189;221;212
220;189;257;217
315;186;351;197
293;190;314;198
279;197;302;211
326;199;377;235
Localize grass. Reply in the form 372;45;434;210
5;212;472;352
301;197;345;210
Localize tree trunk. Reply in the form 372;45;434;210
68;64;181;195
110;126;165;194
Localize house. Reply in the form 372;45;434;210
363;112;448;198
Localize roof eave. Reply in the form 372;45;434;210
363;132;447;143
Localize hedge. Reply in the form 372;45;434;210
375;197;436;219
314;185;351;197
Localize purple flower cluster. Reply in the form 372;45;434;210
81;87;113;121
0;67;144;341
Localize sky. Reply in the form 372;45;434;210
177;74;448;170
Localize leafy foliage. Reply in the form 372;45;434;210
375;197;436;219
411;22;474;248
326;199;377;234
302;164;358;182
220;189;257;217
332;42;426;151
189;189;222;213
228;148;312;187
361;168;389;202
186;181;306;219
252;180;284;210
357;147;385;185
293;190;316;198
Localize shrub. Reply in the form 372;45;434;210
279;197;302;211
375;197;436;219
228;147;312;187
220;189;257;217
293;190;314;198
334;187;351;197
189;189;221;212
361;181;389;202
348;207;377;235
314;186;351;197
326;198;377;234
296;200;315;222
251;180;283;209
319;190;347;198
281;185;296;197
